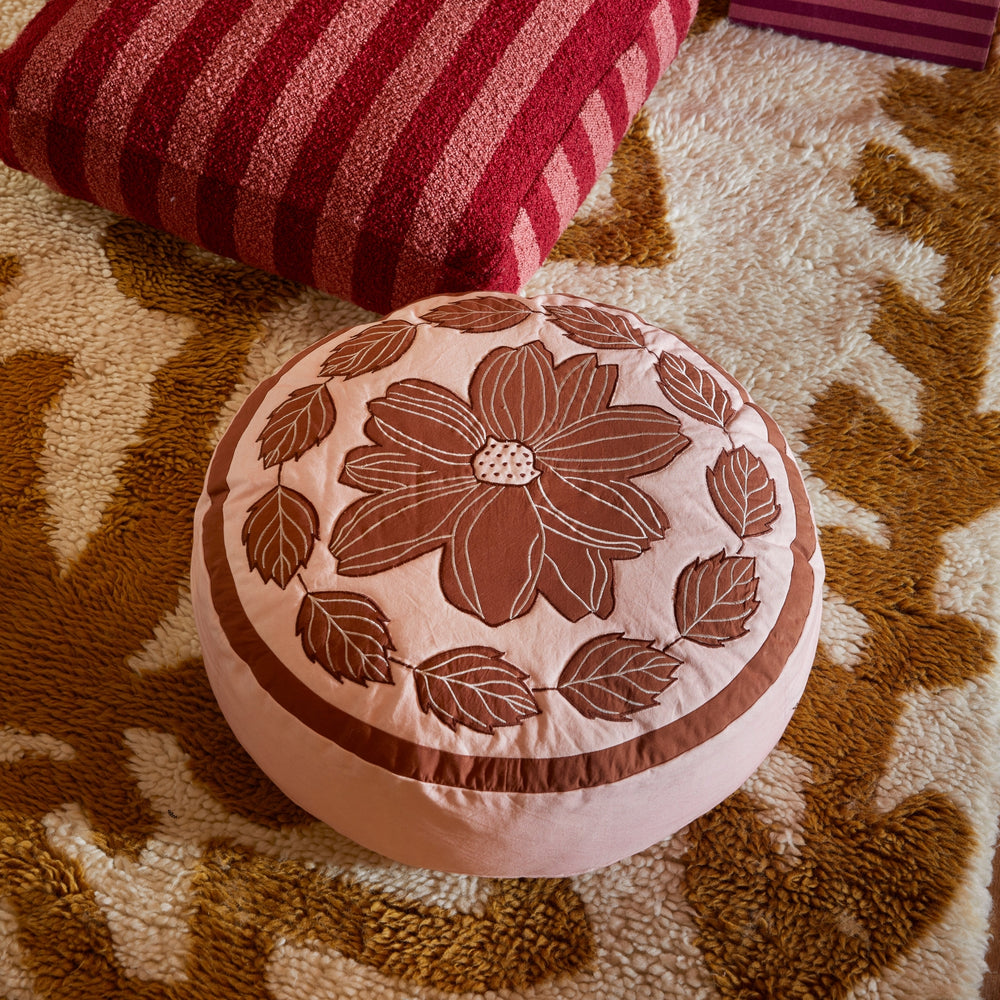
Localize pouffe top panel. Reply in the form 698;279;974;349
192;292;823;874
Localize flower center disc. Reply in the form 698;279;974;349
472;436;541;486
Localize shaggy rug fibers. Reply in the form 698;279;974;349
2;2;999;997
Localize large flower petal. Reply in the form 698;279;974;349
578;476;669;539
368;380;485;468
533;469;665;556
331;477;481;575
539;404;689;478
547;352;617;431
470;341;558;443
340;445;443;492
537;536;615;621
440;486;543;626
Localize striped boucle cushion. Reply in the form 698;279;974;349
0;0;696;313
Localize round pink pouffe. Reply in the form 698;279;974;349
191;292;824;877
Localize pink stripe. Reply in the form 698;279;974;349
84;0;211;215
519;180;561;280
0;0;79;170
231;0;398;274
577;89;616;179
635;21;663;98
511;207;542;289
558;118;599;200
8;0;116;188
541;146;583;226
157;0;304;243
735;8;992;62
309;0;497;297
389;0;597;308
647;0;684;67
597;67;629;143
617;44;650;119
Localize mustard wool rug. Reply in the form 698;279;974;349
2;2;1000;998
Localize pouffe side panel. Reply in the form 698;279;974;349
193;520;823;877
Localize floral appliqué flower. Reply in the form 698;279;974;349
330;341;690;626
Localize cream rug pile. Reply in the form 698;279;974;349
2;2;999;997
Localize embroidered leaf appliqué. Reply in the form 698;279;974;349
707;446;781;538
421;296;536;333
675;552;759;647
544;303;646;350
257;383;336;468
655;353;735;428
319;320;417;379
557;634;681;721
242;485;319;588
296;591;394;686
412;647;540;734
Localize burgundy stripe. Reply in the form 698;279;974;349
43;0;160;202
737;21;990;67
444;0;660;295
598;67;630;142
559;118;599;202
117;0;255;230
195;0;348;261
733;0;996;45
519;179;561;272
636;21;663;94
348;0;542;312
200;296;819;794
0;0;79;170
667;0;697;51
271;0;446;288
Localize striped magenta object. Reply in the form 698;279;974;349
729;0;999;69
0;0;696;312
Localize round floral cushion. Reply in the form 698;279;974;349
191;292;824;877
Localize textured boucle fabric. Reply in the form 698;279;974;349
0;0;696;312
